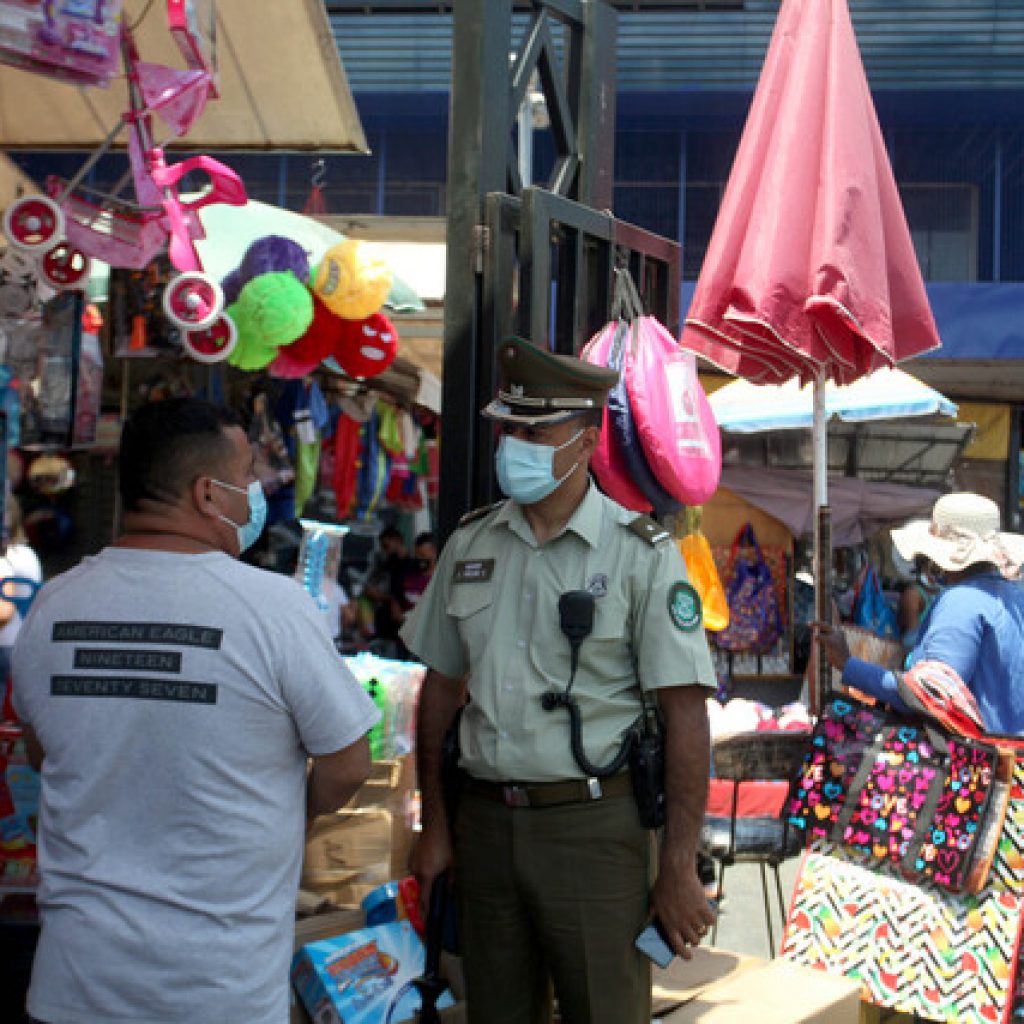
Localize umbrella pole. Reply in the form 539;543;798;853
812;370;832;717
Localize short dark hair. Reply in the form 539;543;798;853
579;408;603;431
118;398;242;512
414;532;435;549
379;525;403;545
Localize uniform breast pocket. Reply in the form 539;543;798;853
579;597;632;676
446;583;495;666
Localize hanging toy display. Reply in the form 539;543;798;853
312;239;393;321
216;233;402;382
332;311;399;379
2;10;246;360
268;295;346;379
226;271;314;371
294;518;349;615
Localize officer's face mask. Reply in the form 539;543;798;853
495;428;584;505
211;479;267;553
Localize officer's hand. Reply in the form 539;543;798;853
814;621;851;673
650;859;716;960
408;825;454;921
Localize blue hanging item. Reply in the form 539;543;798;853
353;408;390;519
852;564;900;641
605;323;682;519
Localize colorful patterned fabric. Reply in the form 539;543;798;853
839;723;944;864
788;696;889;840
714;524;783;654
783;758;1024;1023
910;741;1002;892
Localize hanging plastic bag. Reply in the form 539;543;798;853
851;565;900;641
581;278;680;517
581;320;652;513
615;273;721;506
678;512;729;632
714;523;783;654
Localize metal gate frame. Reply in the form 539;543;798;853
441;0;681;541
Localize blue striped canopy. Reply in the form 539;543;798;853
708;366;956;434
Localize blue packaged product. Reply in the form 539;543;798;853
291;920;454;1024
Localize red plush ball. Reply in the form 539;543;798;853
333;311;399;379
270;294;346;378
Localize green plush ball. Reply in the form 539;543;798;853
237;272;315;349
225;302;283;371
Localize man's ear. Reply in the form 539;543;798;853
581;423;601;456
192;475;218;519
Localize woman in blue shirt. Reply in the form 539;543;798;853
820;492;1024;736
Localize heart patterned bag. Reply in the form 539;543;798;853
787;695;889;840
788;693;1010;893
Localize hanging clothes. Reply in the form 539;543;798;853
275;379;330;518
332;413;362;519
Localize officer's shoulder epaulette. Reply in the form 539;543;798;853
458;501;504;528
625;514;672;546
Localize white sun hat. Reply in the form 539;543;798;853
891;492;1024;578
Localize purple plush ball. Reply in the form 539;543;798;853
221;269;244;306
239;235;310;285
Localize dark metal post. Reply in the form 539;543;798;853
440;0;514;542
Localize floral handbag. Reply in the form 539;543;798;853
714;523;783;654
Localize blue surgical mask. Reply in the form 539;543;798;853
212;479;267;553
495;429;583;505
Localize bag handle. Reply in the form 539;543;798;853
610;265;646;326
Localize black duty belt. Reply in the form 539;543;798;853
464;772;632;809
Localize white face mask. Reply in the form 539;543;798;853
494;429;583;505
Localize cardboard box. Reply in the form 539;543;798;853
302;807;392;907
653;947;764;1016
346;754;418;879
656;951;862;1023
291;920;456;1024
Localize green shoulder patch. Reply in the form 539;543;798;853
667;581;702;632
626;515;671;546
459;501;503;528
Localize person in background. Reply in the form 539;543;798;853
396;531;437;613
820;492;1024;735
0;495;42;709
12;397;379;1024
362;525;414;657
897;554;942;652
403;337;717;1024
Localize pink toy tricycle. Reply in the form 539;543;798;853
2;2;245;362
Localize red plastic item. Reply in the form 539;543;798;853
398;875;425;937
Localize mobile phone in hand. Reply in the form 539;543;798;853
634;918;675;968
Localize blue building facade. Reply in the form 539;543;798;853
7;1;1023;501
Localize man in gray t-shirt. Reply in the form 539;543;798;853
13;398;379;1024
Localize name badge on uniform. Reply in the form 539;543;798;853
453;559;495;584
586;573;608;598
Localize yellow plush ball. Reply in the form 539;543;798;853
312;240;392;320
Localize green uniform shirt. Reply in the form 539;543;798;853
400;484;717;782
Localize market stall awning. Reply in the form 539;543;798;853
0;0;367;152
719;466;940;547
0;152;36;210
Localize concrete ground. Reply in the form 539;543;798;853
703;855;802;961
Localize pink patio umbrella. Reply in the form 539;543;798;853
679;0;942;709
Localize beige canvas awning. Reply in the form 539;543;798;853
0;152;37;209
0;0;367;152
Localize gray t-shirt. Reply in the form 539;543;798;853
12;547;380;1024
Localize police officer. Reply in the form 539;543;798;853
402;337;717;1024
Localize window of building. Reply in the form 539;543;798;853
900;183;978;283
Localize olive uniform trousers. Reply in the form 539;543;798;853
455;788;654;1024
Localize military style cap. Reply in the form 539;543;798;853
481;336;620;426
